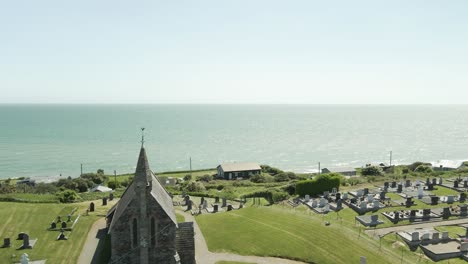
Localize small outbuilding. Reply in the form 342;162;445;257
90;185;113;193
217;162;261;180
432;160;464;171
321;167;357;176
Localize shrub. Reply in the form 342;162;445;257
250;174;267;183
295;173;341;196
108;181;121;190
361;166;383;176
260;165;284;176
56;190;80;203
415;165;433;173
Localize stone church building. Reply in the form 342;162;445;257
106;146;195;264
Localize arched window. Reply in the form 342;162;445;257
151;217;156;246
132;218;138;248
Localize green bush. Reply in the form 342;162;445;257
250;174;267;183
415;165;433;173
361;166;383;176
56;190;80;203
261;165;283;176
295;173;341;196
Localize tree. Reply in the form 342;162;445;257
56;190;79;203
250;174;267;183
415;165;433;173
183;174;192;181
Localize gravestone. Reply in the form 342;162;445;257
379;192;386;200
406;197;413;207
441;231;449;240
213;204;218;213
332;187;337;194
215;197;220;203
227;205;233;211
432;178;437;185
311;199;318;208
447;195;454;203
383;185;388;192
384;182;389;188
323;204;330;212
62;221;67;229
397;184;403;193
427;183;434;190
342;193;348;200
460;193;467;202
439;177;443;185
466;227;468;238
222;198;227;207
367;194;374;202
370;215;378;223
461;205;468;216
202;200;208;209
360;201;367;211
411;232;419;241
323;191;329;198
57;231;67;240
184;195;190;205
418;186;424;199
373;200;380;209
350;198;357;204
17;232;25;240
465;181;468;188
22;233;30;249
67;215;71;222
363;188;369;195
50;222;57;229
109;193;114;201
336;199;343;209
102;197;108;206
304;195;310;202
431;196;439;205
319;198;327;207
356;189;363;197
426;178;431;186
391;181;397;188
393;211;400;222
423;208;431;218
186;200;192;211
421;233;430;240
335;193;341;200
454;181;459;188
442;207;451;219
200;197;205;205
89;202;95;212
57;216;61;223
2;238;10;248
20;253;29;264
405;180;411;187
415;179;420;186
461;243;468;252
410;210;417;218
432;232;440;241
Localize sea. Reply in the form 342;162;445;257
1;104;468;181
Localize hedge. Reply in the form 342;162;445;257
296;174;340;196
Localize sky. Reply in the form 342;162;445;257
0;0;467;104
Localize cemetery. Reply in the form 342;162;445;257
175;194;246;215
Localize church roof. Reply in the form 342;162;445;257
108;147;177;233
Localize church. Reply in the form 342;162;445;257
106;144;195;264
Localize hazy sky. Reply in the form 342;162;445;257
1;1;467;104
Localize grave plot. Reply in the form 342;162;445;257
398;228;450;249
382;208;439;223
302;195;331;214
48;207;80;232
440;178;468;192
345;189;386;214
355;214;384;227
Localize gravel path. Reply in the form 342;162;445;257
365;218;468;238
77;217;107;264
180;211;306;264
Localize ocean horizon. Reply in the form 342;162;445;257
1;104;468;180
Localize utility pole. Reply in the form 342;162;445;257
80;163;83;177
190;157;192;175
114;170;117;186
389;150;393;166
318;162;321;175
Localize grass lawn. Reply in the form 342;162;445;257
197;207;404;264
0;200;115;264
430;186;461;196
176;212;185;223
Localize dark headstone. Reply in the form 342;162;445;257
427;183;434;190
405;180;411;187
336;193;341;200
439;177;443;185
464;181;468;188
460;193;467;202
187;200;192;211
50;222;57;229
222;198;227;207
431;196;439;205
423;208;431;217
213;204;218;213
363;188;369;195
393;211;400;222
391;181;397;188
383;186;388;192
2;238;10;248
215;197;220;203
336;199;343;209
426;178;431;185
460;205;468;216
61;221;67;229
102;197;108;206
432;178;437;185
22;233;30;249
57;231;67;241
90;202;95;212
109;193;114;201
397;184;403;193
410;210;417;217
406;197;413;207
379;192;386;200
67;215;71;222
466;227;468;238
227;205;233;211
350;198;357;204
384;182;389;188
17;233;25;240
442;207;451;219
201;197;205;205
454;180;459;188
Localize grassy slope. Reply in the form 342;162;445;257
197;207;398;264
0;200;113;264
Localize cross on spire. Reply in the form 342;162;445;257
141;127;145;148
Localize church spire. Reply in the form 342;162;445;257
141;127;145;148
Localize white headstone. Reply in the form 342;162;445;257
411;232;419;241
418;186;424;199
367;194;374;202
305;195;310;202
323;204;330;212
360;201;367;210
356;190;363;197
20;253;29;264
311;199;318;208
360;256;367;264
332;187;337;194
373;200;380;209
319;198;327;207
342;193;348;200
421;233;431;240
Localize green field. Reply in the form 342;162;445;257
197;206;405;264
0;200;115;264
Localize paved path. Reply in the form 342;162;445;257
365;218;468;238
77;217;107;264
179;211;306;264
